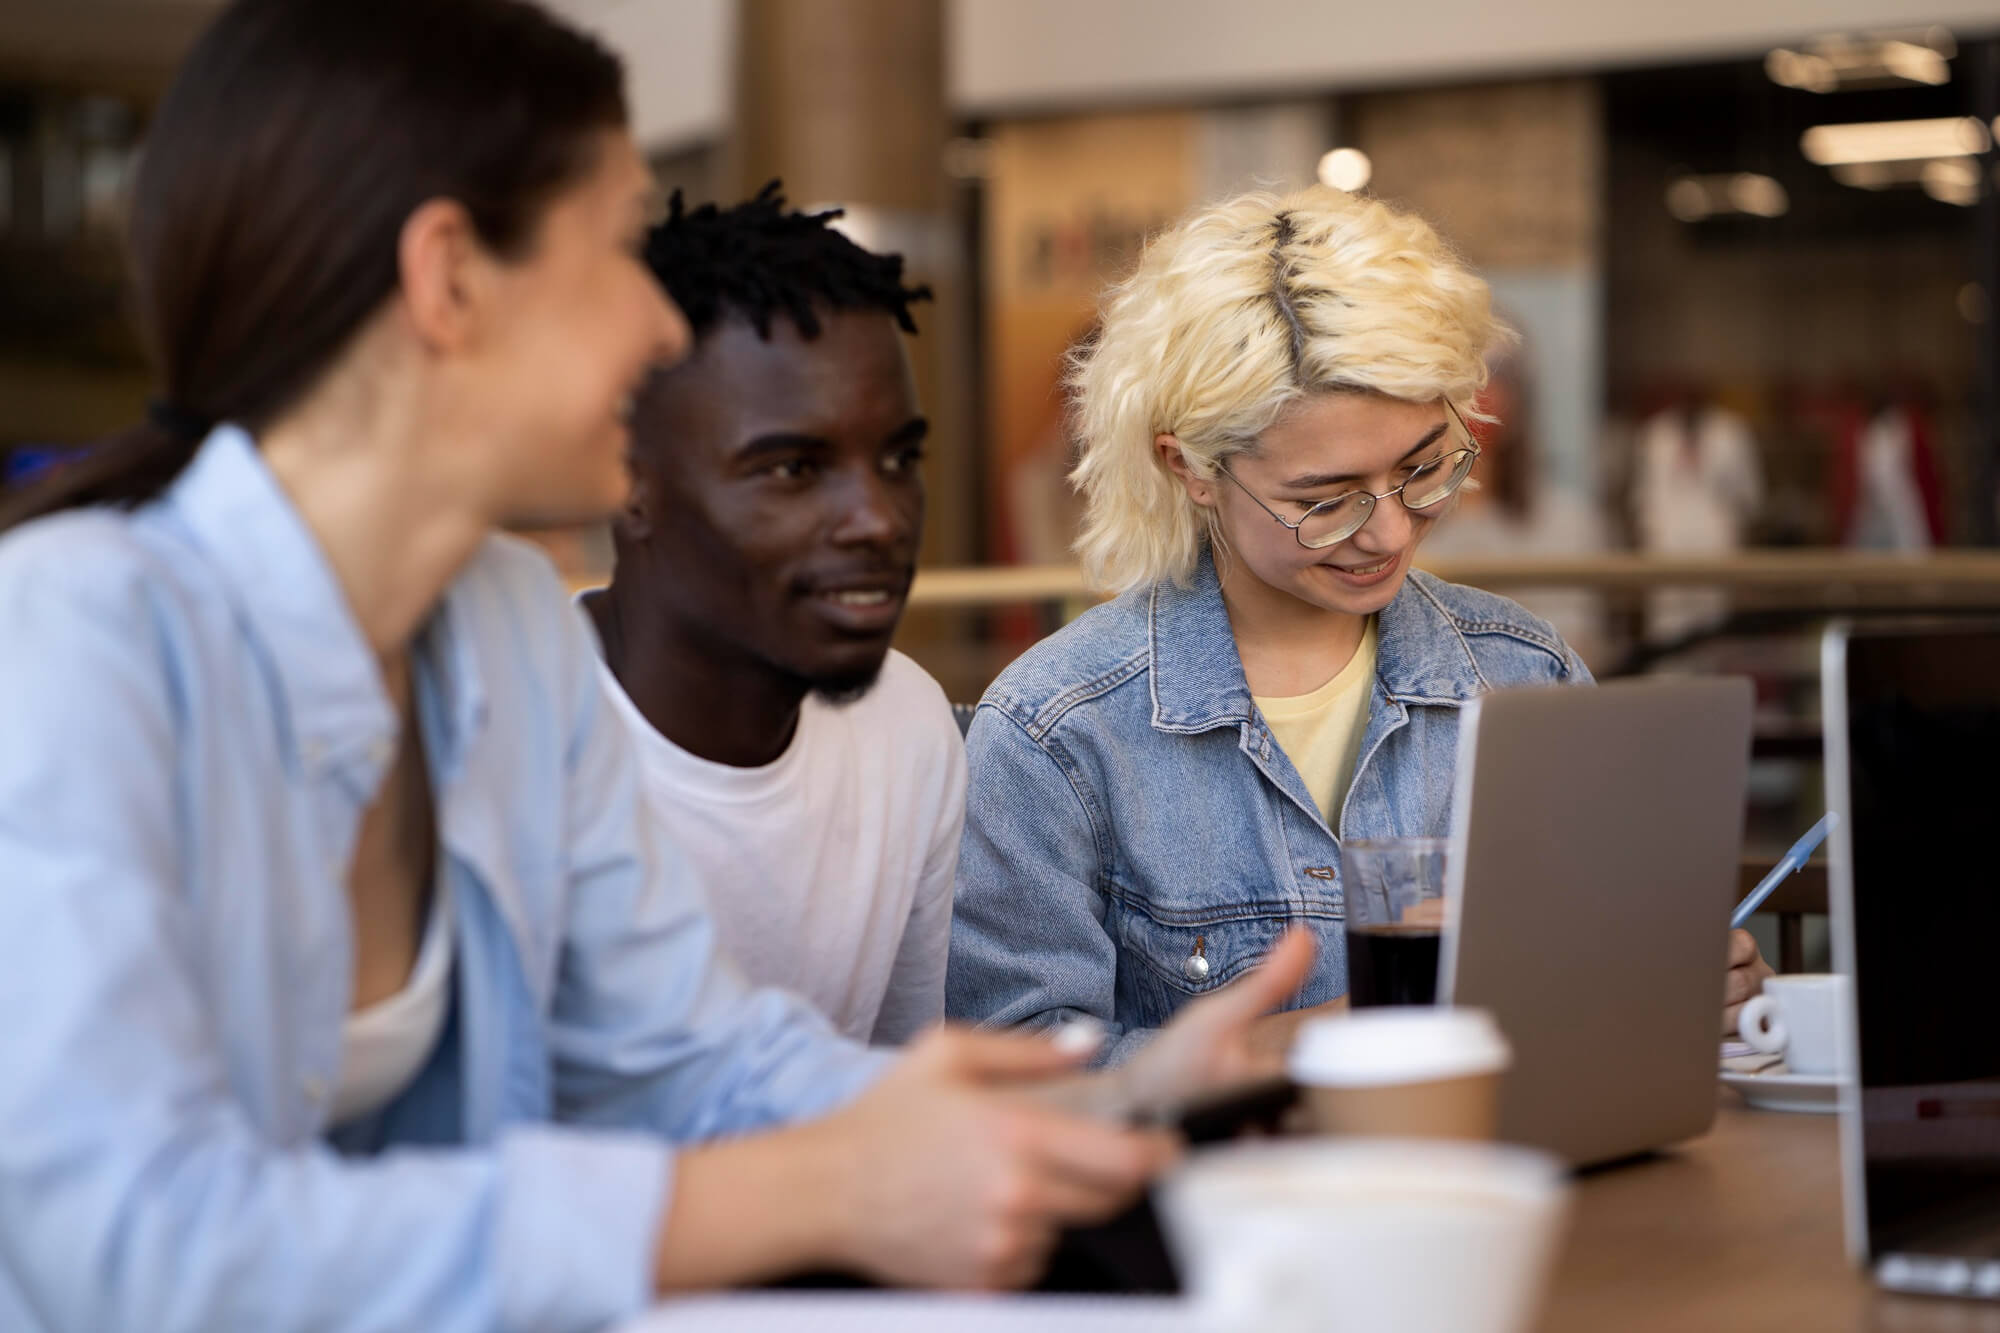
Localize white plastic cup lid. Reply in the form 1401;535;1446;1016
1288;1008;1512;1088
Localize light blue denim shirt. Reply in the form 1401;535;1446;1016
0;426;887;1333
946;550;1590;1064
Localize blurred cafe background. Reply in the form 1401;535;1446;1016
4;0;1999;974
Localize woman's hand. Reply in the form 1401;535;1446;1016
1722;928;1775;1036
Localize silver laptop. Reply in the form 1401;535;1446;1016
1438;676;1754;1167
1827;621;2000;1299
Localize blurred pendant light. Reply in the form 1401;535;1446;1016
1767;28;1956;92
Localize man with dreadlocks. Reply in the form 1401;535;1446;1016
582;184;961;1045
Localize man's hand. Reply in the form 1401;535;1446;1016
1723;928;1774;1035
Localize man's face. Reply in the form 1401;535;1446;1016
623;307;926;699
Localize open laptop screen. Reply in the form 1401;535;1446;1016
1836;624;2000;1261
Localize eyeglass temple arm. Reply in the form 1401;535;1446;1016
1217;464;1304;532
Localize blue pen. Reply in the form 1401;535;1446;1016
1731;813;1837;929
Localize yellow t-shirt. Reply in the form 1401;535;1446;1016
1252;619;1379;828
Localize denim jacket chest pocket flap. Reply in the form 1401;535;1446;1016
1111;891;1305;1015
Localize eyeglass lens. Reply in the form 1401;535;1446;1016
1295;448;1477;548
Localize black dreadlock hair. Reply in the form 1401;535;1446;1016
643;180;932;342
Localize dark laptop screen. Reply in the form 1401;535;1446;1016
1845;625;2000;1257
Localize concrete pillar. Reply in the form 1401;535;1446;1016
728;0;973;569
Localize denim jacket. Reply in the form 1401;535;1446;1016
946;551;1590;1064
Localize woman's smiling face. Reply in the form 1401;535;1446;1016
1183;391;1464;618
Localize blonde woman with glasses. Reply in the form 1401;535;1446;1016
948;187;1771;1061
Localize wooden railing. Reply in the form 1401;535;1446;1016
905;551;2000;610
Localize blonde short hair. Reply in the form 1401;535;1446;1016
1070;186;1509;593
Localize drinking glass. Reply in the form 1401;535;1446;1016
1343;837;1449;1007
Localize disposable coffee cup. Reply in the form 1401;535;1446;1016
1289;1008;1511;1140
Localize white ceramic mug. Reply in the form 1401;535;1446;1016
1738;973;1850;1077
1157;1137;1569;1333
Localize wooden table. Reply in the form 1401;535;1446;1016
623;1092;2000;1331
1547;1092;2000;1333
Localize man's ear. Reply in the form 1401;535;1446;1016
1155;432;1214;505
615;466;654;542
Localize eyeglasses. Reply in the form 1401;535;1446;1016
1216;407;1481;551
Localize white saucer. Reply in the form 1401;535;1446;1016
1719;1068;1845;1114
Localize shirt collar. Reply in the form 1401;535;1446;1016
163;425;398;778
1146;547;1487;732
416;571;488;786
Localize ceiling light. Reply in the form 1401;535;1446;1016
1317;148;1372;193
1665;178;1712;221
1766;49;1837;93
1801;117;1990;166
1919;26;1960;59
1922;158;1980;206
1830;161;1925;190
1766;28;1957;92
1663;173;1788;222
1879;40;1950;85
1728;174;1789;217
1924;158;1980;189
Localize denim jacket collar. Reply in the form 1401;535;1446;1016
1147;548;1488;734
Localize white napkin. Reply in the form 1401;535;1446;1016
1719;1040;1785;1076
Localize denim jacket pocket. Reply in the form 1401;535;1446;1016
1110;896;1305;1031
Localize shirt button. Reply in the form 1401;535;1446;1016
302;1075;328;1103
1181;935;1212;983
367;739;393;766
302;739;327;766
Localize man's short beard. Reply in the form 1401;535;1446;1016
807;657;889;708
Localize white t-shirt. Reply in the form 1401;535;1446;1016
595;648;966;1045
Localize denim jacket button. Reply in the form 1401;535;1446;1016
1181;935;1211;983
